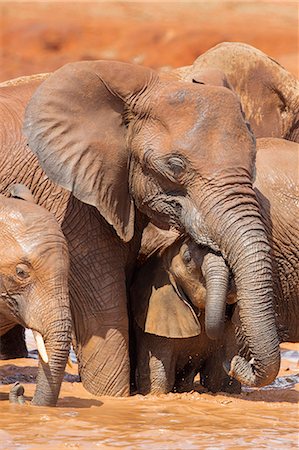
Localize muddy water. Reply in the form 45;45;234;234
0;334;298;450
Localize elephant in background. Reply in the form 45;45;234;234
254;138;298;343
0;184;71;406
131;137;298;394
175;42;299;142
0;56;280;397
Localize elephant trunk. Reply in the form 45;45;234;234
224;225;280;387
183;184;280;387
32;297;71;406
202;252;229;340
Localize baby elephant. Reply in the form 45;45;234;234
0;184;71;406
130;237;240;395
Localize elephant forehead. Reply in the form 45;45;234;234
145;86;249;146
0;209;66;270
0;239;24;268
157;82;242;117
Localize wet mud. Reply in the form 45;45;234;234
0;1;298;448
0;337;298;449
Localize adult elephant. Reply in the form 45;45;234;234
131;137;298;394
175;42;299;142
253;138;299;343
0;59;280;396
0;184;71;406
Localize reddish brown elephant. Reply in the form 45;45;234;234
130;138;298;394
0;184;71;406
0;57;280;396
131;235;240;394
175;42;299;142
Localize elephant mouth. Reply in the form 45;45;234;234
168;273;201;323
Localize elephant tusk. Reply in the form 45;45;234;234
32;330;49;364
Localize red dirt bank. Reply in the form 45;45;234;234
0;1;298;82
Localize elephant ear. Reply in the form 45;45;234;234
176;66;233;90
191;68;233;90
24;60;157;242
131;259;201;338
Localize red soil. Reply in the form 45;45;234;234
0;1;298;82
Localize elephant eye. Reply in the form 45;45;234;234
182;248;192;264
16;264;30;280
166;155;186;178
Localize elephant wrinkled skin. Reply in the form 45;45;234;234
175;42;299;142
131;137;298;393
0;184;71;406
0;54;280;395
131;237;240;395
254;138;299;343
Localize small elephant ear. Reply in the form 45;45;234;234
131;263;201;338
24;60;157;242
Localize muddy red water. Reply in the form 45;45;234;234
0;1;298;448
0;340;298;449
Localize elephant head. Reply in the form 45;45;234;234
164;238;236;339
24;59;280;387
132;235;236;340
177;42;299;142
0;184;71;406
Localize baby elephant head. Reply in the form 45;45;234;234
0;184;71;406
131;234;236;341
164;238;236;340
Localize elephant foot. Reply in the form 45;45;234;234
220;376;241;394
9;382;26;405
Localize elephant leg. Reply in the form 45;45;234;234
174;364;197;393
135;328;175;394
62;197;130;396
200;346;241;394
0;325;28;360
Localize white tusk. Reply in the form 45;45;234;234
249;357;255;365
32;330;49;364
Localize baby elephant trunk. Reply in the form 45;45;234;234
202;252;230;340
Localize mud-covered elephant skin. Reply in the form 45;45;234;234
176;42;299;142
0;184;71;406
131;237;240;394
131;137;298;393
0;56;279;396
253;138;299;343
